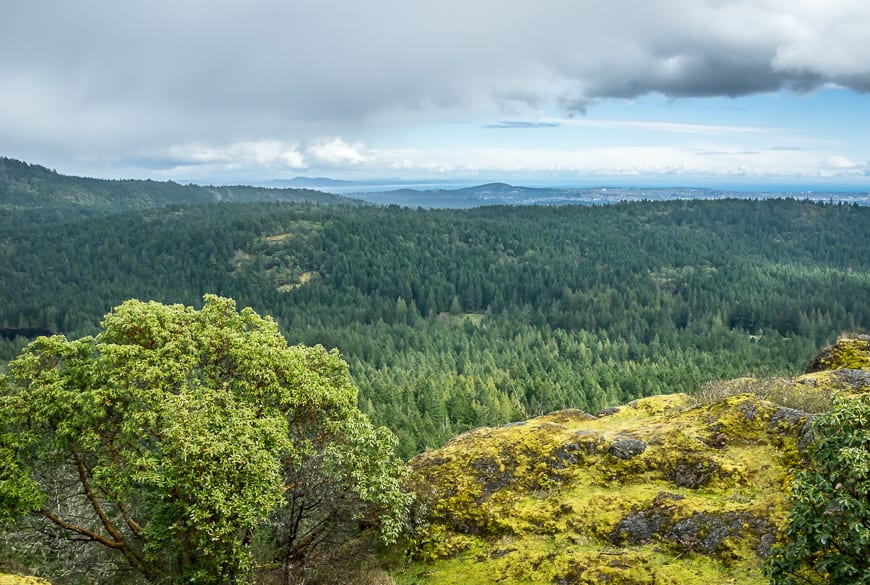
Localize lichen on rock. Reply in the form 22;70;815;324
805;333;870;373
608;437;648;460
399;335;870;585
0;575;52;585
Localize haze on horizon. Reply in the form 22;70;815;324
2;1;870;190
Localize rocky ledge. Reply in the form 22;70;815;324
400;334;870;585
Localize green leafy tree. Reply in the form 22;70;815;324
765;393;870;584
0;295;409;584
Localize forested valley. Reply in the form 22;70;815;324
3;181;869;458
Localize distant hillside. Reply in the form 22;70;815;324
399;335;870;584
265;176;363;188
0;157;355;226
348;182;870;208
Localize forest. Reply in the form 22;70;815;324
2;184;869;458
0;156;347;227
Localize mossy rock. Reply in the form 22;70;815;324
400;335;870;585
805;333;870;373
695;359;870;414
0;575;52;585
402;393;805;584
610;491;773;557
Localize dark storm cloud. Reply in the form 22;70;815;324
2;0;869;163
583;54;817;99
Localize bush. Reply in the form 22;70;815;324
764;393;870;584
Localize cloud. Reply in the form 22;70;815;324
320;143;869;181
306;138;372;166
770;1;870;84
165;142;307;169
1;0;869;180
696;149;762;157
484;121;561;129
128;137;379;179
4;2;869;126
104;136;868;185
548;118;786;135
826;155;864;169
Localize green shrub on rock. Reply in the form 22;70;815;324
765;393;870;584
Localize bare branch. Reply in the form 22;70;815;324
39;508;123;549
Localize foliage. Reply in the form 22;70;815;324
0;296;409;584
765;393;870;584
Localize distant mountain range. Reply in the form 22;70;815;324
263;176;363;188
261;176;473;193
344;182;870;208
2;156;868;226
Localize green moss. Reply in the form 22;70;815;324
805;334;870;373
398;537;770;585
622;394;696;417
402;331;870;583
402;390;808;584
397;336;870;584
0;575;52;585
694;373;842;413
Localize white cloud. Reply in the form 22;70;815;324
306;138;372;166
163;141;307;170
319;143;869;181
771;0;870;80
825;155;867;171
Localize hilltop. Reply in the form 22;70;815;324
0;157;354;227
398;334;870;584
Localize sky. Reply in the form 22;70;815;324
2;0;870;190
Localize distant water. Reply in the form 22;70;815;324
310;180;481;194
336;183;870;209
313;179;870;195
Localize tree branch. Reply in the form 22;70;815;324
116;501;144;540
73;453;125;544
40;507;124;549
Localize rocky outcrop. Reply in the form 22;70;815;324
805;333;870;373
401;335;870;585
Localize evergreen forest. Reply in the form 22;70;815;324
2;167;869;458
